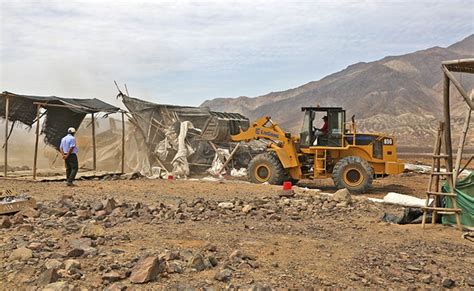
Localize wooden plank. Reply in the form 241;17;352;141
4;96;9;177
33;105;41;179
32;102;87;110
217;143;241;175
443;74;454;173
121;112;125;174
454;108;471;184
91;113;97;171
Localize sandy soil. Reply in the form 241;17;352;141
1;171;473;290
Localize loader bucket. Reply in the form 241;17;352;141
199;112;249;142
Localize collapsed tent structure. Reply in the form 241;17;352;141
120;94;264;177
0;91;123;178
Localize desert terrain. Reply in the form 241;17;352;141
1;161;473;290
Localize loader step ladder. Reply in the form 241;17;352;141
314;149;327;175
421;122;462;229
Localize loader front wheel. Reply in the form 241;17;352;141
248;153;286;185
332;156;373;193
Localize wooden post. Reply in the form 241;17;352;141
4;96;9;177
454;109;471;184
443;73;453;174
121;112;125;174
217;143;241;175
91;113;97;171
33;105;41;179
441;66;474;110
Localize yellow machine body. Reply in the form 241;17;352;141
231;107;404;191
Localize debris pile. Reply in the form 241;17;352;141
120;94;264;177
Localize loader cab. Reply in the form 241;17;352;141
299;107;345;148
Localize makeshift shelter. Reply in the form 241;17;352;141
120;94;261;177
439;59;474;227
0;91;123;178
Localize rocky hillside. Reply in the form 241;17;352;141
202;35;474;147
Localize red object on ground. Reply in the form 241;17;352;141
167;175;174;180
283;181;292;190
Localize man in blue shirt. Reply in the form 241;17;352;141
60;127;79;186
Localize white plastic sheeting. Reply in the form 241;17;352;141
368;192;433;208
208;148;230;176
171;121;195;178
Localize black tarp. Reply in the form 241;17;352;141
0;91;120;149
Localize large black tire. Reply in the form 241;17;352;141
332;156;373;193
248;153;287;185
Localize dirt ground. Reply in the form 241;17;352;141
1;169;473;290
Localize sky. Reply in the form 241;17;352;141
0;0;473;108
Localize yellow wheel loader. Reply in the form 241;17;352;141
231;107;405;192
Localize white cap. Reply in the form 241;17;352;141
68;127;76;133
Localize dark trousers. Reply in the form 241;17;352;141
65;154;78;183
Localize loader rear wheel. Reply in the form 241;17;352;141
248;153;286;185
332;156;373;193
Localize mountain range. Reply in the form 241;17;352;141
201;35;474;147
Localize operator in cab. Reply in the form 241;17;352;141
313;116;328;145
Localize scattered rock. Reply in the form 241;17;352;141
229;250;243;262
442;278;455;288
11;213;24;224
69;238;92;249
105;282;127;291
18;224;34;231
26;242;41;250
218;202;234;209
242;204;253;213
420;274;432;284
67;248;84;258
19;207;40;218
64;259;81;271
214;268;232;282
130;256;164;284
406;265;422;272
41;281;70;291
167;261;184;274
102;271;122;283
45;259;65;270
189;253;207;271
95;210;108;217
0;216;12;229
37;268;60;286
90;200;104;211
332;188;352;203
9;246;33;261
80;223;106;239
103;198;118;213
278;189;295;198
466;276;474;287
76;209;92;219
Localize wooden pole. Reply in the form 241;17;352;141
33;105;41;179
121;112;125;174
91;113;97;171
454;108;471;184
217;143;241;175
443;73;453;174
4;96;9;177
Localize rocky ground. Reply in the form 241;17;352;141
0;172;473;290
